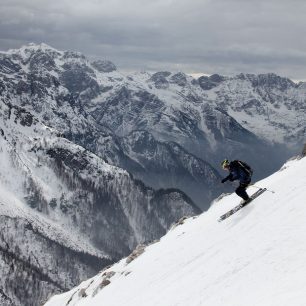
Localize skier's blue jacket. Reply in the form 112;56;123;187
223;160;252;184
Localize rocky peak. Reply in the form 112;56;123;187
26;42;57;50
209;74;226;83
62;50;87;62
170;72;188;86
7;43;62;63
198;74;225;90
237;73;296;91
149;71;172;89
91;60;117;73
28;50;58;72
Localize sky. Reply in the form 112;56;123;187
1;0;306;79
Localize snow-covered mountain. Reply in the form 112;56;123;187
205;73;306;144
44;154;306;306
1;42;305;305
0;43;225;209
0;93;199;306
1;43;303;209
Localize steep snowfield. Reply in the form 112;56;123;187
45;156;306;306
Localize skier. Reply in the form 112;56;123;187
221;159;253;203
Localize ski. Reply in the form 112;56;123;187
218;188;267;222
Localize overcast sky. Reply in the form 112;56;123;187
1;0;306;79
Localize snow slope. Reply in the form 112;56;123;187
45;155;306;306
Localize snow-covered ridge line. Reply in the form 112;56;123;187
45;155;306;306
1;42;305;147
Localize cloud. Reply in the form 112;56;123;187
0;0;305;79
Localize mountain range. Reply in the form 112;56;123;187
1;43;304;209
0;43;305;305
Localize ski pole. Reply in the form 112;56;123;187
250;184;275;194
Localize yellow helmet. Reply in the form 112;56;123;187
221;159;230;169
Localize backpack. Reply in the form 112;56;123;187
234;160;253;177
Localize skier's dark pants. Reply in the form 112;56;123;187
235;180;251;201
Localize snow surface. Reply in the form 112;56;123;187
45;156;306;306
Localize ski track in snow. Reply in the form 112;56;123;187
45;156;306;306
